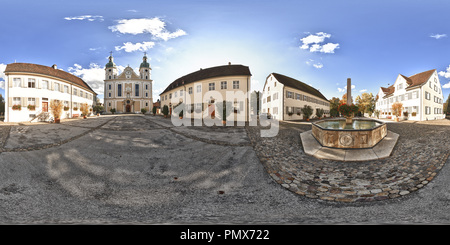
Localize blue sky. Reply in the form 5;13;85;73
1;0;450;103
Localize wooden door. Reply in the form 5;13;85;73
42;102;48;112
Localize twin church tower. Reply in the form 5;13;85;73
103;53;153;114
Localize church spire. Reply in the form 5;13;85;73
105;51;116;68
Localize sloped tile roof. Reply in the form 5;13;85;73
271;73;328;101
4;63;97;94
160;64;252;95
381;69;435;97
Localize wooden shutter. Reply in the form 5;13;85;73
9;77;13;88
22;97;27;106
35;98;40;106
8;98;12;107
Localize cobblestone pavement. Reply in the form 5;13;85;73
246;119;450;202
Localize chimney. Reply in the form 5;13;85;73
52;64;57;69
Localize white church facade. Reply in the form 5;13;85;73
103;53;153;114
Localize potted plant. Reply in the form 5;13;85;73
316;108;324;119
141;108;147;115
80;103;89;119
73;107;78;111
216;100;233;125
27;105;36;111
93;105;103;116
12;105;21;111
301;105;313;121
391;102;403;122
162;105;169;118
152;106;157;116
338;103;359;123
110;108;116;114
179;110;183;119
49;99;63;123
64;106;70;111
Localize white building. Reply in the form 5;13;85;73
261;73;330;120
3;63;97;122
375;69;445;121
104;53;153;114
159;63;252;122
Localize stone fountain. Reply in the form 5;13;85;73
300;78;398;161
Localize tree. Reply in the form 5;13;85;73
301;105;313;120
391;102;403;120
162;105;169;117
316;108;324;118
215;100;233;122
329;97;340;117
80;103;90;117
355;92;375;117
49;100;63;120
152;106;157;115
444;93;450;116
0;94;4;115
93;105;104;114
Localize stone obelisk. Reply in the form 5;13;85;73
346;78;353;124
347;78;352;105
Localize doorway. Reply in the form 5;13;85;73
42;102;48;112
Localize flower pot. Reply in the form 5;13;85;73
55;118;60;123
83;116;87;119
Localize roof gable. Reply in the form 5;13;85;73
271;73;328;101
117;66;140;80
160;64;252;95
4;63;96;94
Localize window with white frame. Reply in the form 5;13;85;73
209;82;215;91
28;79;36;88
80;90;83;98
180;89;183;96
221;81;227;90
73;88;78;96
28;97;35;106
13;78;21;87
286;91;294;99
233;81;239;89
54;83;60;92
42;80;49;90
197;85;202;93
425;91;430;100
13;97;21;106
64;85;69;93
189;87;193;94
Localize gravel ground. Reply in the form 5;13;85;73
0;115;449;224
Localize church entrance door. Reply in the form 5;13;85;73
126;105;131;113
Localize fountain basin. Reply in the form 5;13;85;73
311;118;387;149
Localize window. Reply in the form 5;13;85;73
296;93;301;100
109;93;111;98
42;80;49;90
145;92;148;97
233;81;239;89
286;91;294;99
209;82;215;91
267;96;271;102
118;84;122;97
13;97;21;106
13;78;21;87
28;98;35;106
73;88;78;96
197;85;202;93
174;91;177;98
273;92;278;100
135;84;139;97
221;81;227;90
80;90;83;98
425;106;431;115
64;101;69;107
54;83;60;92
145;84;148;90
425;91;430;100
180;89;183;96
108;84;112;90
28;79;36;88
188;87;193;94
169;93;172;99
64;85;69;93
398;83;403;90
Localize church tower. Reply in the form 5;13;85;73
105;52;118;80
139;53;151;80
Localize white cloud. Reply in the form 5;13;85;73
438;65;450;78
306;59;323;69
430;34;447;39
108;18;187;41
64;15;104;22
300;32;340;53
443;82;450;89
359;89;367;93
115;41;155;53
313;63;323;69
68;63;105;96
